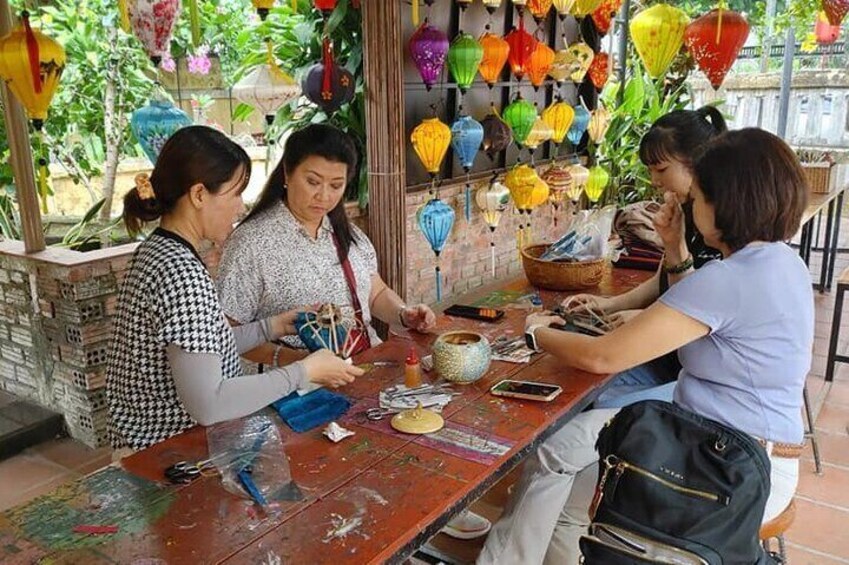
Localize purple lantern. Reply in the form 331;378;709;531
409;22;449;91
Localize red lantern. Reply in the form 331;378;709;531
816;11;841;44
314;0;336;13
684;9;749;90
505;21;535;80
587;51;609;90
823;0;849;25
590;0;623;35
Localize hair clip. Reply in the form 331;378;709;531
135;173;155;201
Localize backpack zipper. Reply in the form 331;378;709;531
604;455;729;505
589;522;710;565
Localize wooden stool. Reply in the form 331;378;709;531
760;499;796;564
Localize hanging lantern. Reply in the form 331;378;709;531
448;32;483;93
314;0;337;14
684;9;749;90
456;0;474;10
505;24;535;80
477;176;511;276
251;0;274;20
527;40;555;90
584;165;609;203
542;100;575;145
505;163;548;248
482;0;503;14
409;22;449;91
552;0;575;19
411;117;451;177
481;111;513;158
528;0;553;23
131;96;193;164
630;4;690;79
232;46;301;125
524;117;554;151
572;0;602;17
302;39;355;115
566;105;590;146
565;163;589;201
0;13;66;130
502;96;537;146
542;164;573;226
478;32;510;88
587;104;610;143
565;42;595;83
451;115;484;220
127;0;181;67
587;51;609;90
417;198;456;301
823;0;849;25
816;11;842;44
591;0;623;35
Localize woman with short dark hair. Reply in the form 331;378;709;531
479;129;813;564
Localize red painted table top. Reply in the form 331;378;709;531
0;268;650;565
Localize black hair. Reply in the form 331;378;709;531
240;123;360;259
639;106;727;167
123;125;251;235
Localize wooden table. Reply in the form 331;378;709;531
0;268;650;565
799;186;847;292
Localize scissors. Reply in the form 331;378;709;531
164;458;218;484
356;361;399;372
383;383;455;399
365;407;401;421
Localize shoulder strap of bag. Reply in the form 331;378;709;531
331;233;372;349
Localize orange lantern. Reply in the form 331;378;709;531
527;40;555;89
541;100;575;145
528;0;553;22
251;0;275;20
411;117;451;177
0;12;65;130
587;51;609;90
630;4;689;79
505;23;536;80
816;11;842;44
478;32;510;88
590;0;622;34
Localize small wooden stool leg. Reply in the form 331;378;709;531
803;386;823;475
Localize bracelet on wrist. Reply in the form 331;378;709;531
272;344;283;367
664;254;694;275
397;304;409;328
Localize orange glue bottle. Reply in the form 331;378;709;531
404;347;422;389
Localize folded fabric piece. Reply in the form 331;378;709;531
271;388;352;433
614;201;664;251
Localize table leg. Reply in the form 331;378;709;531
819;200;836;292
799;220;812;265
827;190;845;291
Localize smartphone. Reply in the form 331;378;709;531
490;379;563;402
444;304;505;322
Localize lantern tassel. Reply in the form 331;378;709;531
321;37;333;101
716;2;724;44
412;0;419;26
464;178;471;222
435;264;442;302
21;13;42;94
118;0;131;32
37;157;49;214
490;237;496;278
188;0;201;47
292;0;297;13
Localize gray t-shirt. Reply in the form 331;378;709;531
660;242;814;444
217;203;381;348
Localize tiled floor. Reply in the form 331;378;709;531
2;220;849;563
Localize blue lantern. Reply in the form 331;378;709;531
566;105;590;147
451;115;484;222
131;96;192;165
417;198;456;301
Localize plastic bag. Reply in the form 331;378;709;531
206;410;303;506
541;205;621;262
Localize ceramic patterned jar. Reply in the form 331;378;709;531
432;331;492;384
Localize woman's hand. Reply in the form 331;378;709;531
561;294;617;314
525;311;563;331
401;304;437;332
607;309;642;329
301;350;364;389
270;309;301;338
653;192;688;261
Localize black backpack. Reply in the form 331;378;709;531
580;400;773;565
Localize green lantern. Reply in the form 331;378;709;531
585;165;610;203
502;96;537;147
448;32;484;93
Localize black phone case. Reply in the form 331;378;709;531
444;304;505;322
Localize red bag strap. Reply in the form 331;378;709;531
331;233;372;350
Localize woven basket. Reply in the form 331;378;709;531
521;244;605;291
801;162;833;194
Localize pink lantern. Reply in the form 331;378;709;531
127;0;181;67
409;22;449;91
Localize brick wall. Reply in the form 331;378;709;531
405;175;567;305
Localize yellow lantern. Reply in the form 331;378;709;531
529;176;550;208
572;0;602;16
565;163;589;201
505;163;539;211
411;117;451;176
630;4;690;78
524;117;554;150
251;0;275;20
552;0;575;18
565;42;594;83
587;105;611;143
548;50;570;83
585;165;610;203
541;100;575;145
0;13;66;130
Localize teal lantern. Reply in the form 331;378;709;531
502;96;537;147
447;32;484;94
566;105;590;147
131;96;192;164
417;198;456;301
451;115;484;221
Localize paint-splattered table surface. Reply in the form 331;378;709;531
0;268;651;565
